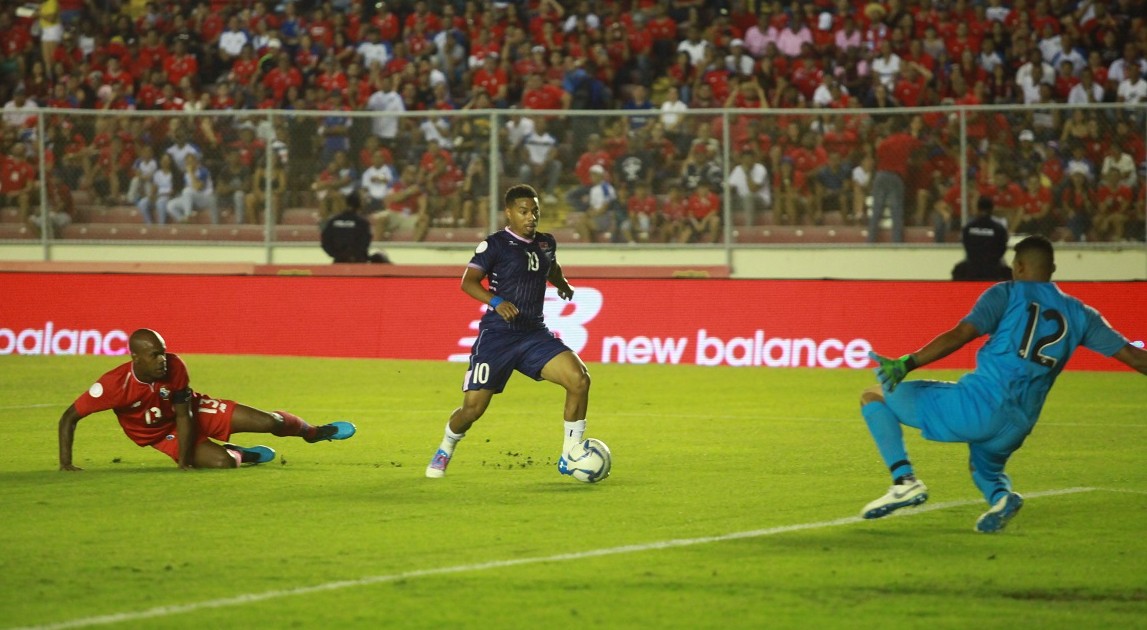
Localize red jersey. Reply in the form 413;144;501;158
0;157;35;194
647;15;677;42
575;150;613;186
371;13;401;42
472;67;508;99
231;57;259;85
432;164;464;196
1097;183;1133;213
72;353;202;447
687;190;720;219
163;54;199;87
627;194;659;216
1019;186;1051;216
875;133;925;178
661;196;689;221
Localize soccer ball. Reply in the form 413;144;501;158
566;438;612;483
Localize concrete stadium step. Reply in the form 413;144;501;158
733;225;940;244
59;223;269;241
84;206;145;223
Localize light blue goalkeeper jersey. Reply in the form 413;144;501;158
959;281;1129;428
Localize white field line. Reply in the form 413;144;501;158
7;404;1144;429
12;487;1099;630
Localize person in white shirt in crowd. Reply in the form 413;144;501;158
356;28;391;72
1015;49;1055;87
2;87;38;135
138;153;176;224
676;25;710;66
164;129;200;171
217;15;249;63
126;144;158;206
1100;143;1138;188
725;39;755;77
571;163;617;242
1068;67;1105;104
871;40;902;88
359;149;395;212
516;117;561;204
365;74;404;151
501;109;535;176
727;149;771;227
1116;63;1147;103
167;152;218;223
1107;43;1147;84
1018;62;1053;105
813;73;849;107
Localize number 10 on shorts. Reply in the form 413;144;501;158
466;363;491;386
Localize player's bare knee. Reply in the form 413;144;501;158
565;366;590;396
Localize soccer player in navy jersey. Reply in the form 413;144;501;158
860;236;1147;532
426;184;593;479
58;329;356;471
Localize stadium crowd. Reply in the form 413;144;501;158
0;0;1145;243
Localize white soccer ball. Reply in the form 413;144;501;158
566;438;612;483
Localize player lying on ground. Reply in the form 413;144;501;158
859;235;1147;532
425;183;593;479
58;328;356;470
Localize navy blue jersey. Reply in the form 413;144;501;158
468;228;558;332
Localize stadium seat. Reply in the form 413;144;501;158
0;207;22;223
85;206;144;224
281;207;321;225
0;223;34;239
273;226;319;242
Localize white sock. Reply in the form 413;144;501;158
563;419;586;454
438;422;465;454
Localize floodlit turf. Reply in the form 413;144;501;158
1;355;1145;629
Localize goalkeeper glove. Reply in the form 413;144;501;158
868;351;918;392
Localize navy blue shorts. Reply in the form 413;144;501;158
462;326;571;393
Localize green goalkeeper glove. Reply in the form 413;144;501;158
868;351;918;392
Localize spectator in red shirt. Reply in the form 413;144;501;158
1;142;37;221
1094;168;1132;241
471;54;508;107
685;183;721;243
262;55;302;103
870;116;931;242
163;38;199;88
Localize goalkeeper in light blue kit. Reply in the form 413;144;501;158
860;235;1147;532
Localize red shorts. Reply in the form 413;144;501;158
150;396;237;462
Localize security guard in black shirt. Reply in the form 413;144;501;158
952;197;1012;281
321;193;389;264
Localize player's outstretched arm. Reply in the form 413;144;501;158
869;321;982;391
58;404;86;471
910;321;982;367
547;261;574;300
1111;343;1147;375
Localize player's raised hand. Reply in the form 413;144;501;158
869;351;916;391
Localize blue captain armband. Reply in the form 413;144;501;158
489;296;504;309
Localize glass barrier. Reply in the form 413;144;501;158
2;104;1144;249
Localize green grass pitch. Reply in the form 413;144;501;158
1;355;1145;629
